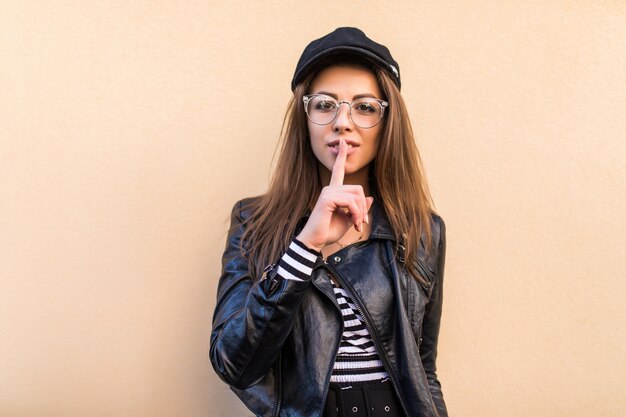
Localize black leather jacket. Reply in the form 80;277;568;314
210;197;448;417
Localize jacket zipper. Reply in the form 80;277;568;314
311;260;344;414
275;265;341;417
324;259;411;417
273;353;282;417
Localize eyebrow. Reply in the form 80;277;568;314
314;91;379;100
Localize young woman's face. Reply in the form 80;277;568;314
307;65;383;180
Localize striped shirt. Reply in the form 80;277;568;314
329;279;389;385
275;239;318;282
276;239;389;386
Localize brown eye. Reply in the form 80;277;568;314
354;102;376;113
314;99;337;112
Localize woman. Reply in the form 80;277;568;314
211;27;448;417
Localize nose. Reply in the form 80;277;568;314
332;101;353;132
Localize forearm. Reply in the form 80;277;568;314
210;239;319;389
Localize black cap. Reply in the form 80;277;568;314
291;27;401;91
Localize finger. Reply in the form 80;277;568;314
342;185;368;225
365;196;374;224
356;188;366;226
329;138;348;187
332;197;363;231
360;189;367;225
342;199;363;232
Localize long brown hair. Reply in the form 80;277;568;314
239;62;436;285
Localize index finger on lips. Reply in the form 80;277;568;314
329;138;347;187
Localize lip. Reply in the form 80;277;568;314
328;138;359;147
328;146;359;156
327;138;360;156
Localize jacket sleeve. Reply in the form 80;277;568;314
209;200;316;389
420;216;448;417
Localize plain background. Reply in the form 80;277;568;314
1;1;625;416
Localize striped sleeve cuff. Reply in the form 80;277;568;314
276;239;320;281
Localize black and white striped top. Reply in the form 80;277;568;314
329;279;389;384
275;239;317;282
276;239;389;385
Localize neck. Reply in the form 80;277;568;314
319;163;371;195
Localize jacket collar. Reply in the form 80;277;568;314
368;197;395;241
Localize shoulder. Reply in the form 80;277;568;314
428;212;446;279
225;196;264;249
429;212;446;249
230;196;263;222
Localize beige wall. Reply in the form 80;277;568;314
1;1;625;416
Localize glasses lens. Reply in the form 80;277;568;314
351;99;383;128
304;95;385;128
305;95;338;125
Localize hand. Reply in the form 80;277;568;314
296;139;374;252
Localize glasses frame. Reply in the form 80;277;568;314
303;94;389;129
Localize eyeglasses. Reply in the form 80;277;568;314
303;94;388;129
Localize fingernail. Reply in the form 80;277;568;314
365;214;370;224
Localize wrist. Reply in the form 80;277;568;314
294;234;324;253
